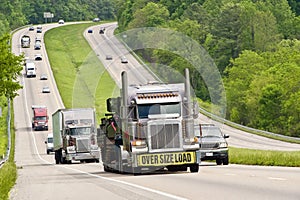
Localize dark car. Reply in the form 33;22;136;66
99;27;105;34
195;124;229;165
106;55;113;60
88;29;93;33
29;26;34;31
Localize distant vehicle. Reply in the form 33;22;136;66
196;124;229;165
88;29;93;33
35;37;42;43
36;25;42;33
32;105;48;131
99;27;105;34
29;26;34;31
40;74;48;80
93;18;100;22
45;133;54;154
105;55;112;60
21;35;30;48
34;42;41;50
120;56;128;63
58;19;64;24
34;54;42;61
42;86;50;93
25;62;36;78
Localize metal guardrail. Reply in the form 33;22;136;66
199;107;300;142
0;98;11;168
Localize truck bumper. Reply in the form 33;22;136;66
200;148;228;161
132;151;200;167
66;150;100;161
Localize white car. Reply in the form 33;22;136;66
34;54;42;61
121;56;128;63
40;74;48;80
42;86;50;93
45;133;54;154
58;19;64;24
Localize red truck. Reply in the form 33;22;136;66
32;105;49;131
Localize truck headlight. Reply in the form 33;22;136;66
184;137;199;144
131;139;147;147
219;142;228;148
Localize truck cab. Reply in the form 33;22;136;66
32;105;48;131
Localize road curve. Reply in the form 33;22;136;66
9;22;300;200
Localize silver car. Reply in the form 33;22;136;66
42;86;50;93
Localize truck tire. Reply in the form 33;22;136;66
190;164;199;173
223;156;229;165
55;151;60;164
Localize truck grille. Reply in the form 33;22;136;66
149;123;180;150
200;143;219;149
76;138;90;152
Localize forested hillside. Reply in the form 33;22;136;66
1;0;299;137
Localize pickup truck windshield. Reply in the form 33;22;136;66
137;102;181;119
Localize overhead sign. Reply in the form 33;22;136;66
44;12;54;18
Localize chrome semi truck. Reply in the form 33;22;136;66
53;108;100;164
98;69;200;174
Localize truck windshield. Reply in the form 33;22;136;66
70;127;91;136
137;102;181;119
35;116;46;120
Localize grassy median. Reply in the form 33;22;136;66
44;22;116;121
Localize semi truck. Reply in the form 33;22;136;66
32;105;48;131
21;35;30;48
98;68;200;174
53;108;100;164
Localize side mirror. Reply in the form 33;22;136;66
44;141;47;144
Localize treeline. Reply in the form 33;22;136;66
0;0;117;35
116;0;300;137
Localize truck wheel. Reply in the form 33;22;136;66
190;164;199;173
216;158;223;165
223;156;229;165
55;151;60;164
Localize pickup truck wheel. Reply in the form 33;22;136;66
190;164;199;173
223;156;229;165
216;158;223;165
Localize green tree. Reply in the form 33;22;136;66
128;2;169;28
0;35;23;99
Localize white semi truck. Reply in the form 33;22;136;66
21;35;30;48
98;68;200;174
53;108;100;164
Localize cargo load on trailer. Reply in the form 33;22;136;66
32;105;48;131
98;68;200;174
53;108;100;164
21;35;30;48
